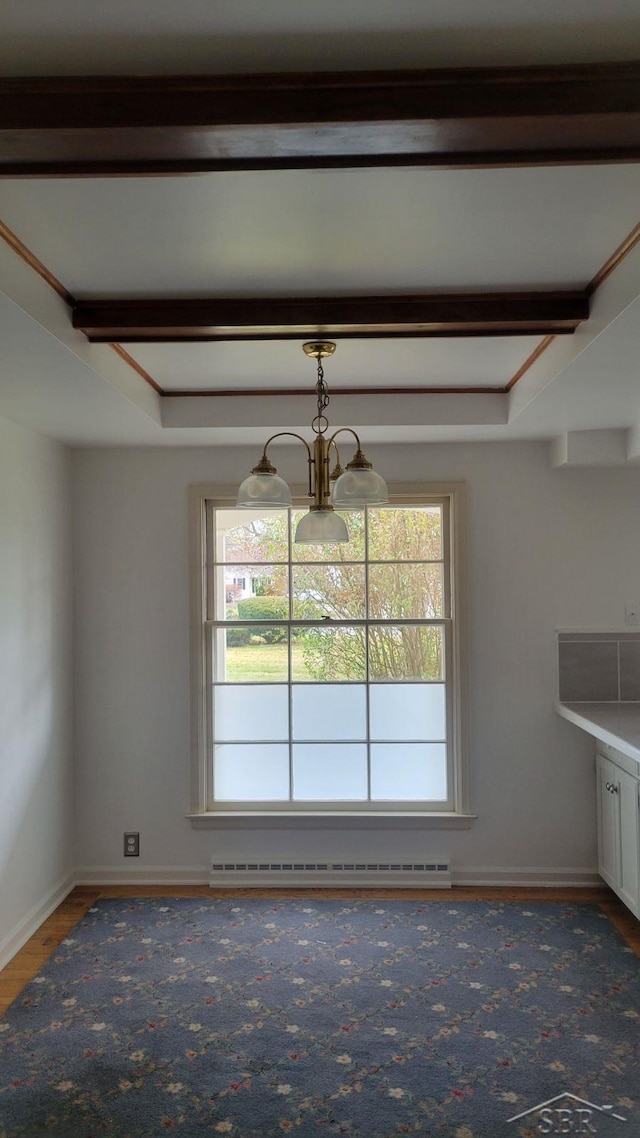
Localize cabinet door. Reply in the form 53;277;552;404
617;765;640;919
596;754;619;891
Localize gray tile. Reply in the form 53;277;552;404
620;641;640;700
558;640;619;702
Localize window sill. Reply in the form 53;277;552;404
186;811;477;830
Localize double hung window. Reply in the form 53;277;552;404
190;487;467;817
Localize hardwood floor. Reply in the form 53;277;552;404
1;885;638;1016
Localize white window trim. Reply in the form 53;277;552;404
187;481;474;829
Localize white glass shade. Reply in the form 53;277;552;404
236;471;292;508
332;467;389;507
294;508;349;543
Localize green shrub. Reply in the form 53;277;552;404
232;596;289;644
237;596;288;622
226;624;249;646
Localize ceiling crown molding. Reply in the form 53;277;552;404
1;62;640;174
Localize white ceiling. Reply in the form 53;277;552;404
1;1;640;454
127;337;541;393
2;167;638;297
2;0;640;73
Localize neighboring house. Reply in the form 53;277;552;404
223;531;275;602
225;572;260;604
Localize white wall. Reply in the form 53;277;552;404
72;442;640;881
0;416;73;962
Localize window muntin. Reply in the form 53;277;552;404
204;499;456;812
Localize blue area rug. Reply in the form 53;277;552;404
0;899;638;1137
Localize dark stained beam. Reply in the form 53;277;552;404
2;63;640;174
72;292;589;342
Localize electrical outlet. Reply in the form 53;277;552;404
625;604;640;627
124;832;140;857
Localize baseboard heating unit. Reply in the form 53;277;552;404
209;860;451;888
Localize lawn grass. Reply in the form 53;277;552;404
225;643;312;681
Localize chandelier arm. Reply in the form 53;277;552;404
327;426;362;451
328;436;342;464
261;430;312;459
261;431;314;497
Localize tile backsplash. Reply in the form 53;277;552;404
558;632;640;702
619;640;640;700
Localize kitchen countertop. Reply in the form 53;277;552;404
556;701;640;764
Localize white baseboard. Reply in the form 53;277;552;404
76;865;602;889
75;865;210;885
0;872;76;971
452;866;602;887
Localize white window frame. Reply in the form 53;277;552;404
187;482;473;829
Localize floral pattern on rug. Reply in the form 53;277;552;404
0;900;638;1137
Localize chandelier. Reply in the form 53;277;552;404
236;341;389;542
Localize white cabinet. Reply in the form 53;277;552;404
596;746;640;918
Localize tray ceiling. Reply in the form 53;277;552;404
1;5;640;450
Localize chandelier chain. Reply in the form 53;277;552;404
311;355;331;435
316;356;330;417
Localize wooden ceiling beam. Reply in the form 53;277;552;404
2;63;640;174
72;292;589;342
